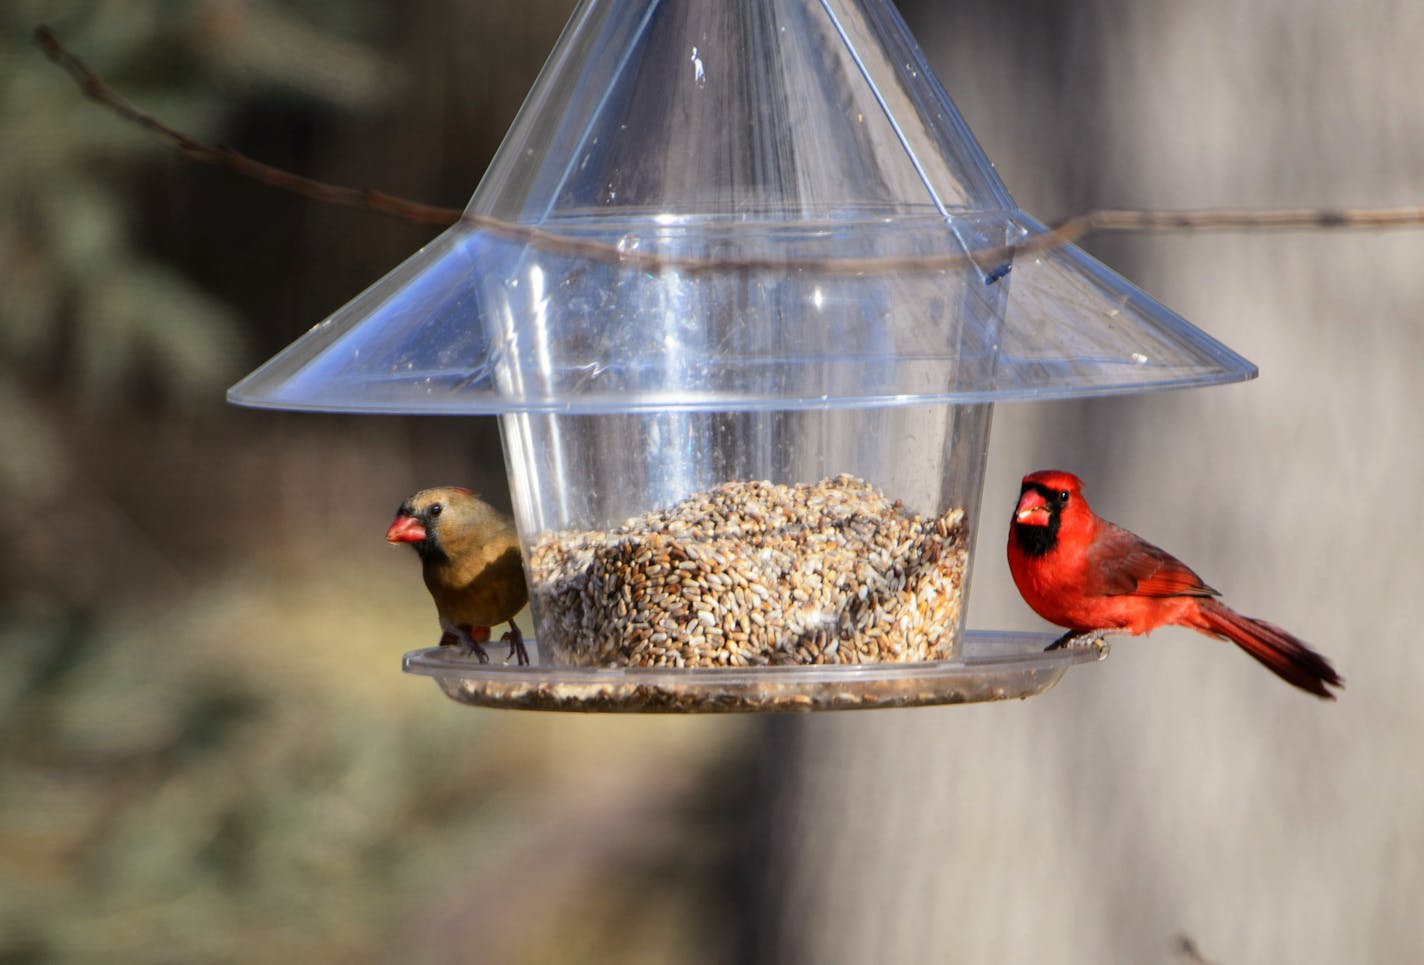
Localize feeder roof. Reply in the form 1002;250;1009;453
228;0;1256;415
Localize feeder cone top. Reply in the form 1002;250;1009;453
229;0;1256;415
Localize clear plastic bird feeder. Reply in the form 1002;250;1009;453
229;0;1255;711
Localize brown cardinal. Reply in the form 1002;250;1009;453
386;487;530;666
1007;470;1342;699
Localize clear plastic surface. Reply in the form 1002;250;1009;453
402;631;1108;713
226;0;1245;705
227;0;1256;415
503;405;987;664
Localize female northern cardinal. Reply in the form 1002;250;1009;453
386;487;530;665
1007;470;1341;699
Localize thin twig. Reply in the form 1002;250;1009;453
34;25;462;227
1036;205;1424;252
1175;933;1222;965
34;25;1424;278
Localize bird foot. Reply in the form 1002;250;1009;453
1045;630;1106;652
449;625;491;663
501;622;530;666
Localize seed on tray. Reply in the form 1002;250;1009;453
528;474;967;667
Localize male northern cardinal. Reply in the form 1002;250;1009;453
1007;470;1342;699
386;487;530;666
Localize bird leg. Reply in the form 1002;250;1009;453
453;624;491;663
501;621;529;666
1046;630;1104;652
438;628;489;662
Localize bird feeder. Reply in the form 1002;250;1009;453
229;0;1255;711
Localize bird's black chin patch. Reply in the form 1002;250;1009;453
414;536;448;565
1012;481;1065;557
1012;517;1059;557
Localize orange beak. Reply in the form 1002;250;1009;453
385;514;426;543
1013;489;1051;525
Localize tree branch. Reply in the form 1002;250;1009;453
35;25;1424;279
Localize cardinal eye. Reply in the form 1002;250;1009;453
1058;490;1070;503
429;503;443;518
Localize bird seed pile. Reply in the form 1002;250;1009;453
527;474;967;667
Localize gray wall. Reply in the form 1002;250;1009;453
751;1;1424;961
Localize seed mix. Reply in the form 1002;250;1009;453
528;474;967;667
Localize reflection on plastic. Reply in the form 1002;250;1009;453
228;0;1255;416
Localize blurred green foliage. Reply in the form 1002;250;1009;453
0;4;746;962
0;539;743;963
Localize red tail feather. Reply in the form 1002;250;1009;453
1191;599;1343;699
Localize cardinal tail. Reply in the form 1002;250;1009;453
1190;599;1342;699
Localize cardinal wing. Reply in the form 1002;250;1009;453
1087;524;1220;598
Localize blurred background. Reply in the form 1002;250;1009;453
2;1;1421;962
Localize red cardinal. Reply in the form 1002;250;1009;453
1007;470;1342;699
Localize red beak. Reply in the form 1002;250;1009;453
1013;489;1051;525
385;514;427;544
